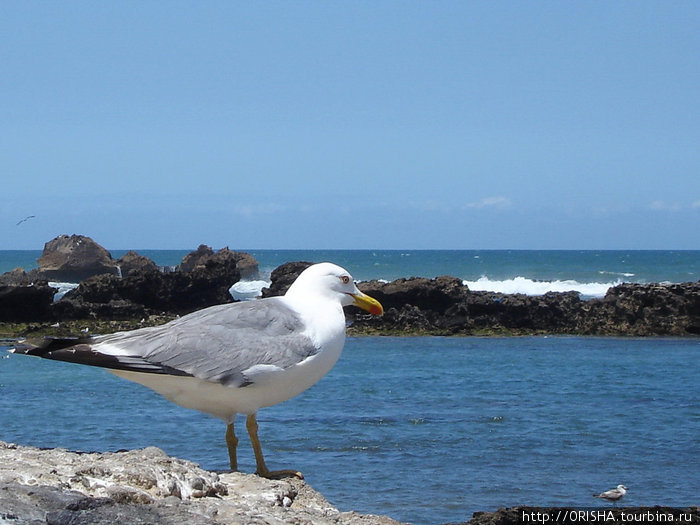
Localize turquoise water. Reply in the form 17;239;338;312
1;337;698;524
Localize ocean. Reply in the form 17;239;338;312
1;250;699;524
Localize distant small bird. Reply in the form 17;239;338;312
594;484;628;504
16;215;36;226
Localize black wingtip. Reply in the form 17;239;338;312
11;336;94;356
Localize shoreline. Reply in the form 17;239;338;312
1;441;696;525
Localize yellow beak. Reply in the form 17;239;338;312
351;291;384;316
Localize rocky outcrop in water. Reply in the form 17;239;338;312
2;249;700;336
0;238;259;323
181;245;259;279
54;250;242;318
260;267;700;337
0;441;404;525
117;250;160;277
29;234;120;282
351;278;700;336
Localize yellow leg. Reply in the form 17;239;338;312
246;413;303;479
226;422;239;470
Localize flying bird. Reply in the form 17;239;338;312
593;484;628;505
16;215;35;226
11;263;383;478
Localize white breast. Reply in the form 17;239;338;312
112;296;348;422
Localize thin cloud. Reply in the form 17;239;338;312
649;200;682;212
463;196;512;210
232;203;287;218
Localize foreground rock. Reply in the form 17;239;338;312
0;441;405;525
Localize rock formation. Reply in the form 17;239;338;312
0;279;56;322
181;245;259;279
264;265;700;337
2;246;700;336
117;250;159;277
0;441;404;525
0;238;260;323
55;248;242;318
30;234;120;282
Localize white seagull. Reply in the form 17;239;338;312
11;262;383;478
593;484;628;504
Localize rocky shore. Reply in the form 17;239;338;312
1;235;700;339
2;441;696;525
0;440;404;525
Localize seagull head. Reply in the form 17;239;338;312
286;262;383;315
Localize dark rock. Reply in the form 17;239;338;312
116;251;159;277
6;253;700;337
261;261;314;297
179;244;215;272
57;259;240;319
30;235;119;282
180;246;259;279
228;250;259;280
39;246;261;320
0;281;57;322
359;276;468;313
350;275;700;336
0;268;32;286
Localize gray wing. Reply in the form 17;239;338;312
17;298;319;388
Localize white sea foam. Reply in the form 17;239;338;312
229;279;270;301
463;276;619;298
49;281;79;301
599;270;635;278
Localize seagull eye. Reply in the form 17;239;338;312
340;275;350;284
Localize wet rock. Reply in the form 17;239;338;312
0;281;57;322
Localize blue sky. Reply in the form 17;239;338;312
2;2;698;249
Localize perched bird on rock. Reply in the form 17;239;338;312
12;262;383;479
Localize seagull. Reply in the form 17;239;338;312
593;484;628;505
15;215;36;226
11;262;383;478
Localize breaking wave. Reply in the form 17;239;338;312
463;276;619;298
